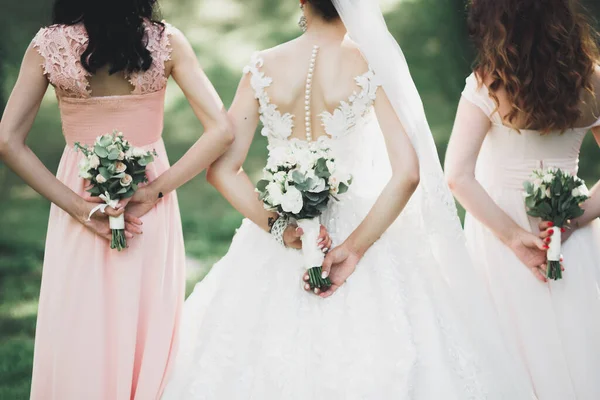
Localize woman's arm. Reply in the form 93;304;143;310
0;45;138;240
342;88;420;255
314;88;421;298
129;28;234;214
206;72;330;250
445;97;548;282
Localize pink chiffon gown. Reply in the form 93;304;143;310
29;22;186;400
462;73;600;400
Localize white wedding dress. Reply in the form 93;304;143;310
161;52;536;399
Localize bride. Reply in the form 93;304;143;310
162;0;536;398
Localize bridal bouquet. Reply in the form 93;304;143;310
524;168;589;280
256;140;352;289
75;130;156;251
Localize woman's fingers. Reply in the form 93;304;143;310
104;206;125;218
320;284;340;298
124;213;143;225
86;196;104;203
539;228;554;240
125;222;143;235
530;267;548;283
538;221;554;231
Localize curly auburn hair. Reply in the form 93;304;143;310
468;0;600;133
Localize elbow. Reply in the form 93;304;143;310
0;132;12;160
206;164;220;186
206;162;238;187
445;169;468;194
216;118;235;148
391;162;420;194
406;167;421;192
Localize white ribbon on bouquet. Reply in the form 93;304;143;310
297;217;325;269
86;192;125;230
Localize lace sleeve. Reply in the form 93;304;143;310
461;73;498;121
242;53;272;103
129;22;174;95
32;25;91;98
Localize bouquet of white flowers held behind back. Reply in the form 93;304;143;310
75;130;156;251
524;168;590;280
256;140;352;290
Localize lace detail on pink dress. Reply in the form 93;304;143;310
32;24;91;98
129;23;174;95
32;22;173;98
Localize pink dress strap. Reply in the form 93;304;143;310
129;22;174;95
32;22;174;98
32;25;91;98
462;73;502;124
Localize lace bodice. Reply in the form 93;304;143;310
32;22;173;98
243;53;380;145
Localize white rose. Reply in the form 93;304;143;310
266;181;284;206
115;161;127;173
88;155;100;169
125;149;133;160
96;174;107;184
117;151;125;161
542;173;554;183
78;158;92;179
280;186;303;214
132;147;147;158
577;184;589;197
532;178;543;191
120;174;133;187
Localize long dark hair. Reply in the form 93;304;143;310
468;0;600;133
307;0;339;21
52;0;164;75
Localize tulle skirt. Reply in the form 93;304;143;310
162;192;536;399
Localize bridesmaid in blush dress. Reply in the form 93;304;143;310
445;0;600;398
0;0;233;399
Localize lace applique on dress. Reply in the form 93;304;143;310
129;23;174;95
32;24;91;98
320;69;380;139
32;22;173;98
243;54;294;140
243;53;380;141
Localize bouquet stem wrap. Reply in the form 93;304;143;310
101;194;126;251
547;229;562;280
298;217;331;289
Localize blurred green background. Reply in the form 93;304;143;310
0;0;599;398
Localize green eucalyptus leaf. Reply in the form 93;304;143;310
94;145;109;158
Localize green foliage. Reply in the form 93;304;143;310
523;168;589;227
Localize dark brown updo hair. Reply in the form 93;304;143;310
468;0;600;133
308;0;339;21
